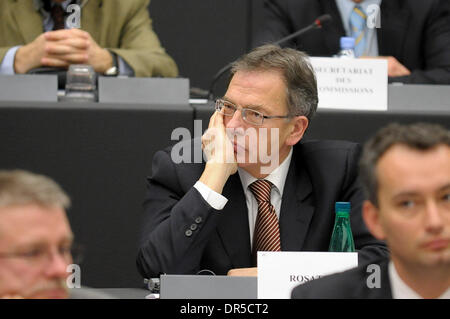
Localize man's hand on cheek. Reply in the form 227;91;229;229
199;112;238;194
202;112;237;173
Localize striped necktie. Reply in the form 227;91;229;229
349;5;367;57
249;180;281;265
51;4;65;30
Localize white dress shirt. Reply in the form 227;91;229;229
194;148;293;247
389;261;450;299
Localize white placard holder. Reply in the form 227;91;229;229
258;251;358;299
309;57;388;111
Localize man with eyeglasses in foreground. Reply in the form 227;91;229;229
137;44;388;279
0;170;108;299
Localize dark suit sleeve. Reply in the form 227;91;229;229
252;0;295;48
341;143;389;266
391;0;450;84
291;258;391;299
136;149;221;278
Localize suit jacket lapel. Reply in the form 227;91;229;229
13;0;43;44
216;173;252;268
364;259;393;298
80;0;101;42
318;0;346;55
279;150;315;251
377;1;410;59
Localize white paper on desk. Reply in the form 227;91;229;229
257;251;358;299
309;57;388;111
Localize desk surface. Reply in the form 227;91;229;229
386;84;450;112
98;288;150;299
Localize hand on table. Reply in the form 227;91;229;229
227;267;257;277
361;56;411;77
14;29;113;74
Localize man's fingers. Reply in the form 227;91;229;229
360;56;411;77
58;37;90;50
45;43;72;55
379;56;411;77
44;30;69;42
44;29;89;41
215;110;224;127
66;28;91;39
391;63;411;77
41;57;70;68
208;111;217;129
389;65;410;77
45;42;87;55
227;267;258;277
46;52;89;64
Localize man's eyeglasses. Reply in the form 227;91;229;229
215;99;291;126
0;244;83;267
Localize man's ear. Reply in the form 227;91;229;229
362;200;386;241
285;116;308;146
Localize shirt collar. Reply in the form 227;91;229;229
389;261;450;299
238;148;293;196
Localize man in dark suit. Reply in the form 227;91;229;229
292;123;450;299
136;44;388;279
253;0;450;84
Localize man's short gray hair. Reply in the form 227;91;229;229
230;44;318;122
359;123;450;207
0;170;70;209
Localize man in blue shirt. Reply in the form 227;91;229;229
253;0;450;84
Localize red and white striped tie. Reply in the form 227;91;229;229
249;180;281;259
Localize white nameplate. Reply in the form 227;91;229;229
258;251;358;299
309;57;388;111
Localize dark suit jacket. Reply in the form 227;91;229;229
253;0;450;84
291;258;392;298
136;139;388;278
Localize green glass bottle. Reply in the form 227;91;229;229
328;202;355;252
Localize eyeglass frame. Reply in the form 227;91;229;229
215;99;292;126
0;243;83;266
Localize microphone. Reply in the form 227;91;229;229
272;14;332;46
207;14;333;100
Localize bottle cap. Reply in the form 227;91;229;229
335;202;351;212
340;37;355;50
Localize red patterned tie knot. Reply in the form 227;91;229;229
249;179;272;204
51;4;65;30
